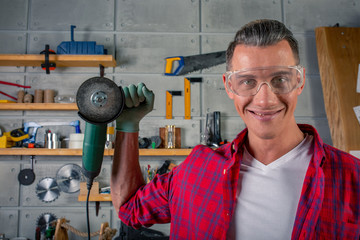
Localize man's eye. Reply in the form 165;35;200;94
239;79;257;86
271;77;289;86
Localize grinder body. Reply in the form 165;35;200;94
82;122;107;182
76;77;125;189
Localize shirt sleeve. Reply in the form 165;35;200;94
118;169;173;228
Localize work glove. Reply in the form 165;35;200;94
116;82;154;132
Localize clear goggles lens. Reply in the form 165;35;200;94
225;65;304;97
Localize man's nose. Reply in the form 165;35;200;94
253;82;277;106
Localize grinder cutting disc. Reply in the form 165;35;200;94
56;163;82;193
76;77;125;124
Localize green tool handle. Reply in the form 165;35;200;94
82;122;107;189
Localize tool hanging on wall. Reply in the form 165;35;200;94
166;90;182;119
36;212;57;235
164;51;226;76
18;156;36;186
56;163;83;193
36;177;60;203
184;77;202;120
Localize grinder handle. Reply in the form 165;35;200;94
82;122;107;188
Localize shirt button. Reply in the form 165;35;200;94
223;169;226;175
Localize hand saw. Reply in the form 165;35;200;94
164;51;226;76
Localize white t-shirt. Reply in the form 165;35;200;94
227;134;314;240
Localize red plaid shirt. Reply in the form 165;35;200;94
119;124;360;239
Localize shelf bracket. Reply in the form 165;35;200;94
99;64;105;77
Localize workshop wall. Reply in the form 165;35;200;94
0;0;359;238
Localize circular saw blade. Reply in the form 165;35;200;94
36;177;60;203
56;163;82;193
36;212;57;234
76;77;125;124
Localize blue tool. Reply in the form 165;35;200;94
23;120;81;144
57;25;106;55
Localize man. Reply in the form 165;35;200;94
111;19;360;239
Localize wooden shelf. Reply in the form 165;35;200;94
78;182;111;202
0;148;193;156
0;54;116;67
0;103;78;111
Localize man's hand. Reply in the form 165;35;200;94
116;83;154;132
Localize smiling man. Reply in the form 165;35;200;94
111;19;360;239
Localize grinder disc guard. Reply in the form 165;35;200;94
76;77;125;124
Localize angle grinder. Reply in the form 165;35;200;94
76;77;125;190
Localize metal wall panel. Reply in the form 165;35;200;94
296;34;320;75
201;34;233;74
0;163;20;206
0;0;27;30
0;209;19;238
203;76;238;116
116;0;199;32
30;0;114;31
285;0;360;32
201;0;282;33
0;33;27;54
115;34;199;73
294;76;327;118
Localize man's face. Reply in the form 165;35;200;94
222;40;305;140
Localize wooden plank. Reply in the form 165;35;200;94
315;27;360;152
0;148;82;156
0;148;193;156
0;54;116;67
0;103;78;110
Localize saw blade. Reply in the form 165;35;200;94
165;51;226;76
56;163;82;193
36;177;60;203
36;212;57;234
76;77;125;124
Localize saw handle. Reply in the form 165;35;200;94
164;56;184;76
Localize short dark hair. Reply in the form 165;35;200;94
226;19;300;70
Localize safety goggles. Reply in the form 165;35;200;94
225;65;304;97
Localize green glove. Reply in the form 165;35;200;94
116;82;155;132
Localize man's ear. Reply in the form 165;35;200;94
223;74;235;99
297;67;306;95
